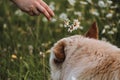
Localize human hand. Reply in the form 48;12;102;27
11;0;54;20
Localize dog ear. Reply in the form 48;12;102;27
85;22;99;39
53;39;66;63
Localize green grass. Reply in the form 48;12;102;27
0;0;120;80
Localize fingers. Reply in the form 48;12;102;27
28;5;40;16
35;2;51;20
39;0;54;17
32;8;40;16
28;10;40;16
21;0;55;20
36;0;54;20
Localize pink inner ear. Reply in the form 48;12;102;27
53;40;66;63
85;22;99;39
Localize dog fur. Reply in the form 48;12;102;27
49;22;120;80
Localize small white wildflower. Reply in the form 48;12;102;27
106;13;113;18
41;43;46;47
74;11;82;16
49;2;55;11
104;25;110;29
68;24;80;32
28;45;33;50
112;28;117;32
3;23;7;29
64;19;70;27
92;11;99;16
102;29;106;34
73;19;80;29
51;18;57;23
59;24;64;27
108;31;114;34
68;25;74;33
64;19;81;33
46;49;51;54
87;0;92;4
118;20;120;24
101;37;107;41
15;9;23;16
39;52;45;58
39;52;43;55
67;8;74;12
20;56;22;60
59;13;68;20
98;1;106;8
110;5;118;9
79;26;84;30
68;0;76;6
42;17;48;22
17;43;21;48
107;0;113;5
43;54;45;58
90;9;99;16
80;1;88;5
28;45;33;54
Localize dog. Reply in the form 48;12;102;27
50;22;120;80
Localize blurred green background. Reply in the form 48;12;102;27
0;0;120;80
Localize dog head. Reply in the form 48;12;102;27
52;22;99;63
50;22;120;80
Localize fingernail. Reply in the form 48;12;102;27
52;12;55;16
47;17;51;21
49;17;52;21
50;11;54;17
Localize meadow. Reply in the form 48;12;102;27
0;0;120;80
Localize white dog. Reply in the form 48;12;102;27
50;22;120;80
